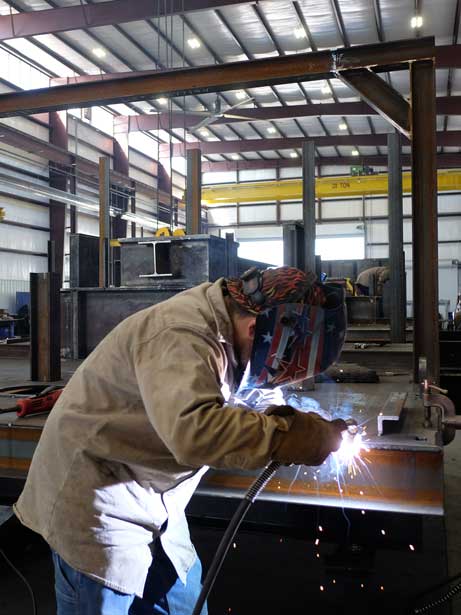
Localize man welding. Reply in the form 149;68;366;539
13;266;347;615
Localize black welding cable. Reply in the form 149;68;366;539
0;548;37;615
412;572;461;614
191;460;281;615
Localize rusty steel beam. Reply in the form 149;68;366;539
0;0;251;41
160;130;460;156
201;153;461;172
435;44;461;68
186;149;202;235
113;96;461;133
338;69;410;136
411;61;439;385
0;38;435;118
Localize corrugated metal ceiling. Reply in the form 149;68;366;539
0;0;459;160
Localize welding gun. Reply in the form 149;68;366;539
0;388;63;417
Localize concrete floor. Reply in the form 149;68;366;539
0;355;460;614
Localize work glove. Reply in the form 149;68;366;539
266;405;347;466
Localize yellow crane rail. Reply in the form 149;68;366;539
201;169;461;205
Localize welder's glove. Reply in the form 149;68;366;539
266;405;347;466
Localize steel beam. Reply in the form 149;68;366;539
0;38;435;117
30;272;61;382
410;61;439;385
387;132;406;343
99;156;111;288
201;153;461;173
339;69;410;136
302;142;316;274
0;0;251;41
114;96;461;133
186;149;202;235
48;110;68;287
161;130;460;156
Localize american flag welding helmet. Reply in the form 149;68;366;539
226;267;346;390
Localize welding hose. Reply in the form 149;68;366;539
191;460;281;615
412;572;461;614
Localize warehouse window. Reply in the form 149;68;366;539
238;240;283;266
316;236;364;260
238;235;364;267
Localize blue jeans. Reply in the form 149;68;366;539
52;542;208;615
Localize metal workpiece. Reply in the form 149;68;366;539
198;382;446;516
119;235;236;288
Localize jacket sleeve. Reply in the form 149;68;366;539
133;326;292;470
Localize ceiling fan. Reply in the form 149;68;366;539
189;95;255;132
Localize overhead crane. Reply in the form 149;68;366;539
201;169;461;205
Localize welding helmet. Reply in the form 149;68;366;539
226;267;346;390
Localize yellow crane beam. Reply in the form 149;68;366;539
201;169;461;205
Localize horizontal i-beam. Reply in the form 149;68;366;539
113;96;461;132
201;152;461;172
0;0;251;41
160;130;460;156
0;37;435;118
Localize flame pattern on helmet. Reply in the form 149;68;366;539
226;266;322;313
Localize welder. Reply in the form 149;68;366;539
355;265;390;296
13;266;347;615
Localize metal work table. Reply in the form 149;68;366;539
0;377;444;516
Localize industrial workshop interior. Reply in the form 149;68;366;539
2;1;461;614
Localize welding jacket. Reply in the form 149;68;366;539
14;279;292;597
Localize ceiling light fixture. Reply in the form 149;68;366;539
157;98;168;106
92;47;106;59
321;83;331;95
290;151;298;158
339;121;347;130
410;15;423;28
352;149;359;156
267;126;277;134
200;129;210;137
294;27;306;39
231;154;239;160
236;91;247;100
187;37;201;49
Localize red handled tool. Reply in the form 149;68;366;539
0;388;63;417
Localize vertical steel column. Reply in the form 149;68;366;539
49;110;68;286
410;60;439;384
99;156;111;288
302;141;316;274
69;155;77;234
186;148;202;235
388;132;406;343
30;272;61;382
130;179;136;238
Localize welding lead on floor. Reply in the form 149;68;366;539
12;266;347;615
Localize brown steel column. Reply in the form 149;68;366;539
49;110;68;285
302;141;316;274
387;132;406;343
30;272;61;382
410;60;439;384
99;156;110;287
112;127;129;240
186;148;202;235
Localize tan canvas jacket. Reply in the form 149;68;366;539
14;279;291;597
